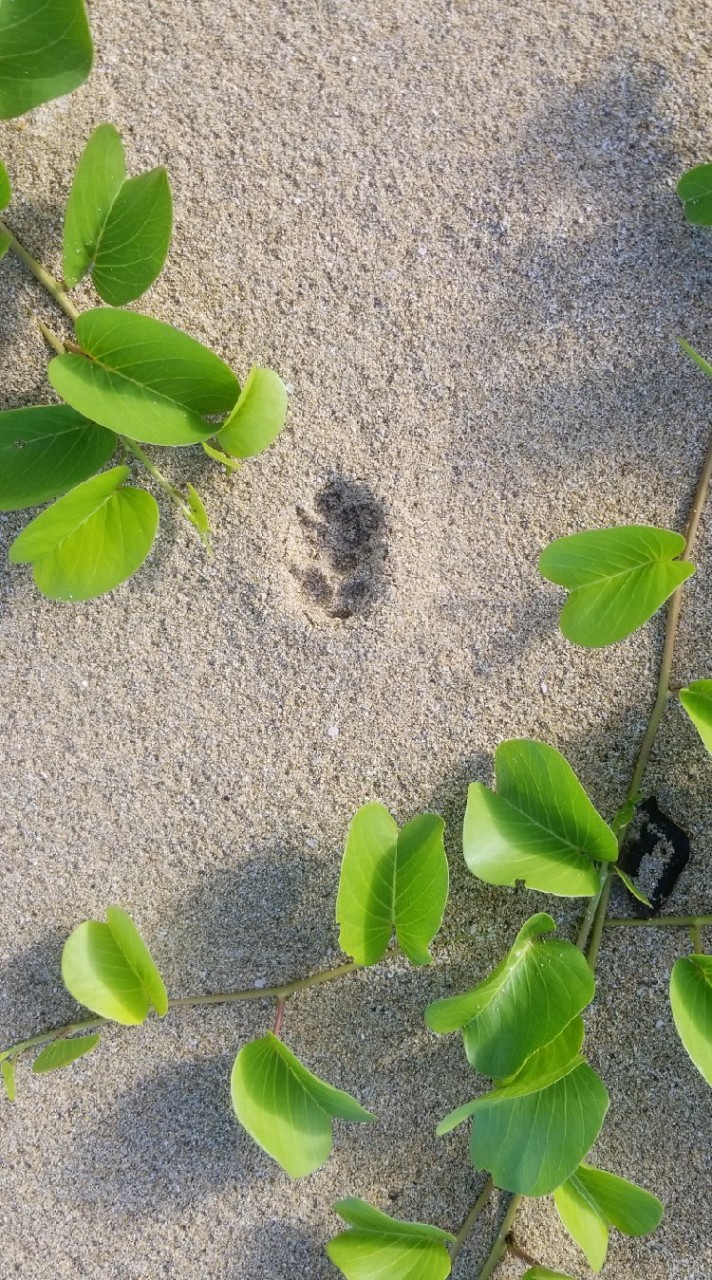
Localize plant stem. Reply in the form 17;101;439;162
605;913;712;930
449;1177;493;1267
273;997;287;1037
0;218;79;322
0;960;360;1064
36;317;67;355
477;1194;523;1280
119;436;193;519
690;923;703;952
507;1239;538;1265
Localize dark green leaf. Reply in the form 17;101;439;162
92;167;172;305
539;525;694;647
463;740;617;897
0;158;10;209
677;164;712;226
0;0;93;119
32;1033;101;1074
553;1163;663;1271
62;124;126;288
9;466;159;601
336;804;448;966
216;367;288;458
0;404;116;511
49;309;240;446
679;680;712;755
327;1199;454;1280
670;954;712;1085
1;1058;16;1101
61;906;168;1025
426;914;594;1078
231;1033;374;1177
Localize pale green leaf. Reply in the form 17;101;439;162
523;1270;576;1280
1;1058;16;1101
231;1033;374;1177
614;865;652;908
463;740;616;898
186;483;211;535
216;367;288;458
554;1163;663;1272
93;167;172;305
202;439;241;471
0;0;93;119
336;804;448;966
49;309;240;446
61;906;168;1026
492;1017;585;1091
32;1033;101;1075
0;158;10;209
670;954;712;1085
9;466;159;601
327;1198;454;1280
426;914;594;1078
63;124;126;287
0;404;116;511
680;338;712;384
679;680;712;755
539;526;694;647
677;165;712;226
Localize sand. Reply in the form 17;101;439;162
1;0;711;1276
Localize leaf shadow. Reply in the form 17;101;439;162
0;927;77;1048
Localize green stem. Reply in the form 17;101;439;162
690;923;703;952
0;218;79;322
0;960;360;1064
449;1177;493;1267
605;913;712;930
119;436;193;519
477;1194;523;1280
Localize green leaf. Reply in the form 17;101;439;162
438;1053;609;1195
32;1033;101;1075
336;804;448;966
0;227;10;262
523;1271;576;1280
614;865;652;908
0;404;116;511
49;309;240;446
62;124;126;288
61;906;168;1026
0;158;10;209
9;466;159;601
1;1058;16;1101
670;954;712;1085
0;0;93;119
202;439;241;471
553;1164;663;1272
679;338;712;384
425;914;594;1078
216;367;288;458
326;1198;454;1280
539;526;694;647
463;740;617;898
186;483;211;535
231;1033;374;1178
494;1016;585;1089
92;168;172;305
679;680;712;755
677;164;712;226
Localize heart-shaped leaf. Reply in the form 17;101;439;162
32;1033;101;1075
62;124;126;287
326;1198;455;1280
48;309;240;446
336;804;448;966
677;164;712;226
669;954;712;1085
0;405;116;511
539;526;694;647
0;0;93;119
0;159;10;209
679;680;712;755
425;913;594;1078
553;1163;663;1272
9;466;159;601
464;740;617;898
92;167;172;305
62;907;168;1026
231;1033;374;1177
216;367;288;458
1;1058;16;1101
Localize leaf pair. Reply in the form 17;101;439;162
63;124;172;305
327;1199;454;1280
553;1163;662;1272
0;0;93;120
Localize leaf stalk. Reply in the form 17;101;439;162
0;218;79;322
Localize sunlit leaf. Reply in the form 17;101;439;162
63;124;125;288
32;1033;101;1074
186;483;210;535
202;439;241;471
231;1033;374;1177
680;338;712;384
216;367;288;458
0;404;116;511
49;309;239;446
522;1270;576;1280
426;914;594;1078
539;526;694;647
463;740;616;898
0;0;93;119
553;1163;663;1272
679;680;712;755
336;804;448;966
93;167;172;305
326;1198;454;1280
677;164;712;226
1;1058;16;1101
61;906;168;1026
0;159;10;209
670;954;712;1085
495;1016;585;1089
9;466;159;601
614;865;652;908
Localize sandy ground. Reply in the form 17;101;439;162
1;1;711;1277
